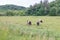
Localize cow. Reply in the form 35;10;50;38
36;21;40;26
27;20;32;25
36;19;43;26
40;19;43;23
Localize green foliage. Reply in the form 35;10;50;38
5;11;15;16
57;7;60;16
26;0;49;16
0;0;60;16
49;7;57;16
26;0;60;16
0;4;26;10
0;10;26;16
0;4;26;16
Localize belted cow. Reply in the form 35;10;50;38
27;20;32;25
36;19;43;26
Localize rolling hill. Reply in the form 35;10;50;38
0;4;26;10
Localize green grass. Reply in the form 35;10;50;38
0;16;60;40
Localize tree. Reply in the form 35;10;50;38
57;7;60;16
49;7;57;16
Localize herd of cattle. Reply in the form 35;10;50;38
27;19;43;26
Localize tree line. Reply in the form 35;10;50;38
0;0;60;16
26;0;60;16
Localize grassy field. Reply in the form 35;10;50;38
0;16;60;40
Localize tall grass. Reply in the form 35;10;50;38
0;16;60;40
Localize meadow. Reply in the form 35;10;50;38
0;16;60;40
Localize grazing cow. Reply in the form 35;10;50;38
40;20;43;23
27;20;32;25
36;19;43;26
37;21;40;26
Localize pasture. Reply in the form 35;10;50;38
0;16;60;40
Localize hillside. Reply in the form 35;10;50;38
0;4;27;16
0;4;26;10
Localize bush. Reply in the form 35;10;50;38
5;10;15;16
49;7;57;16
5;10;26;16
